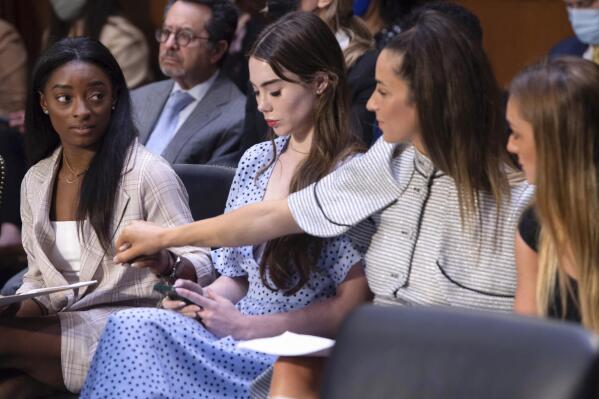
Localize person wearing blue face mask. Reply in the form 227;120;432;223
550;0;599;63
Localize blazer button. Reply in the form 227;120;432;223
399;229;414;241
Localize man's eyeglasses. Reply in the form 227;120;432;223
155;28;210;47
565;0;599;8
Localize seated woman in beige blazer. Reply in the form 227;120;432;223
0;37;213;396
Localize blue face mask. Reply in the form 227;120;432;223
353;0;372;17
568;7;599;45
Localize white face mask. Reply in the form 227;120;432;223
568;7;599;45
50;0;87;22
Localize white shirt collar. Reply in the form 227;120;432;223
171;70;220;101
583;45;593;61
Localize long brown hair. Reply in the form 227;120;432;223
385;9;511;223
250;11;361;295
317;0;374;68
510;57;599;332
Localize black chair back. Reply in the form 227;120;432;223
322;305;599;399
173;164;235;221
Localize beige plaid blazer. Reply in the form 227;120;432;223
18;141;214;392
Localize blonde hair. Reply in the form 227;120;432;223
317;0;374;68
510;57;599;332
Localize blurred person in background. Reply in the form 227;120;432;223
133;0;246;166
353;0;431;48
551;0;599;62
0;18;26;125
0;18;28;287
222;0;267;92
47;0;152;88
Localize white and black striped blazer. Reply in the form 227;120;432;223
289;138;534;312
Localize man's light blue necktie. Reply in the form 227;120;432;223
145;90;194;155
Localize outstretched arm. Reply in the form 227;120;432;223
115;198;303;264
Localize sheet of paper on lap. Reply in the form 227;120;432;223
237;331;335;357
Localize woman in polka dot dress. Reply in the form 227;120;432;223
80;12;370;399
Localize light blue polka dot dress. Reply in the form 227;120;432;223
80;137;362;398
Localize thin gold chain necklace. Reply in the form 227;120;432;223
61;154;88;184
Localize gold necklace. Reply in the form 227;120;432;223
61;154;88;184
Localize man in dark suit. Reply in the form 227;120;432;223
550;0;599;62
133;0;245;166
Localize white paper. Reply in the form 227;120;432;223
0;280;98;307
237;331;335;357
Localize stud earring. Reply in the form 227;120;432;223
42;109;48;114
111;103;116;110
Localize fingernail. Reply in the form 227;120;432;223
131;262;138;268
118;244;129;251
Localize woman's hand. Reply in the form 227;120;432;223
166;279;249;339
114;221;170;264
127;249;172;276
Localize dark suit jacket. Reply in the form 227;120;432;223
131;72;246;166
549;36;589;58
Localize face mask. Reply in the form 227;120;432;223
568;7;599;45
353;0;371;17
50;0;87;22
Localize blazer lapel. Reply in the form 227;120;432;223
76;144;137;297
160;74;230;162
136;81;174;144
76;193;130;297
32;149;70;287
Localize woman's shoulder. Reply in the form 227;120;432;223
127;142;177;181
238;137;287;168
508;181;535;212
25;148;61;182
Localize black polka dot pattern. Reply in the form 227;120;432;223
80;138;362;398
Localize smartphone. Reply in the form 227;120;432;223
153;282;196;305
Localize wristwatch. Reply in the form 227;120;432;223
157;253;183;284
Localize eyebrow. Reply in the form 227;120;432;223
375;79;387;87
252;79;283;89
50;81;108;90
